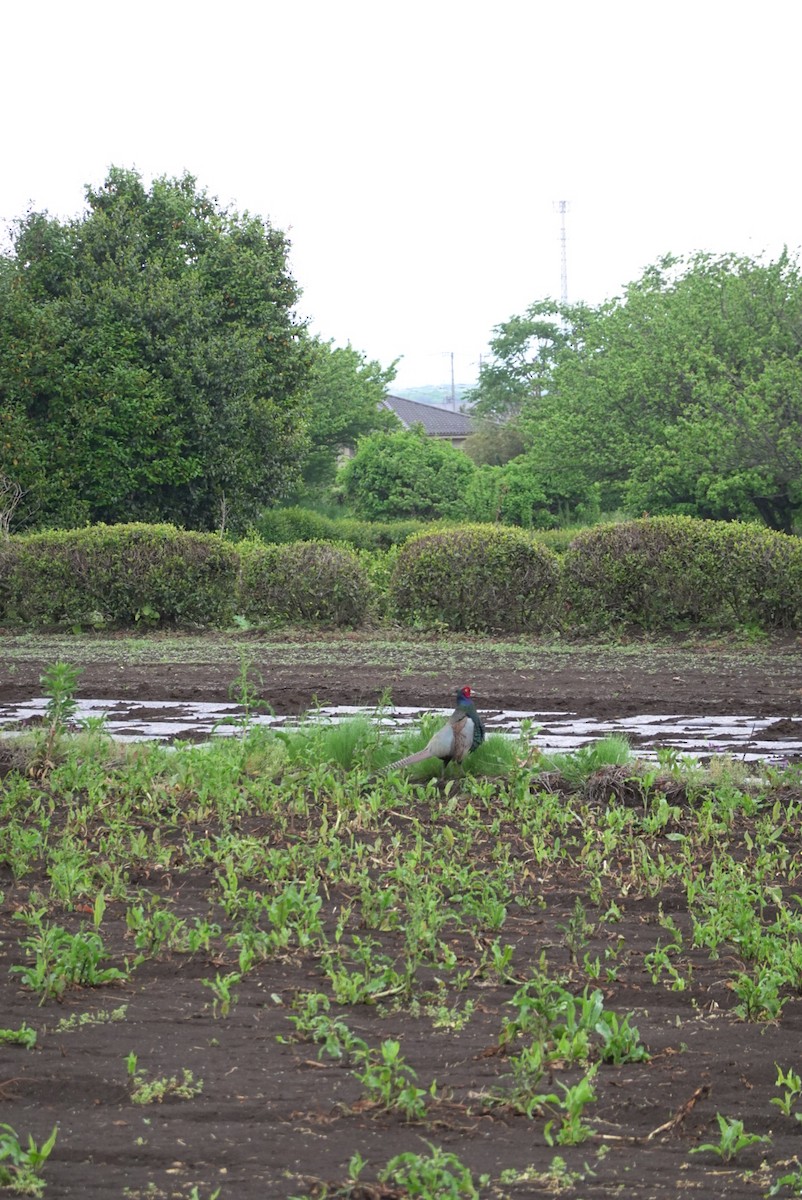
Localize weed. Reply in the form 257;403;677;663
201;971;241;1018
690;1112;770;1161
53;1005;128;1032
126;1053;204;1104
36;660;82;769
352;1038;434;1121
379;1142;487;1198
0;1022;37;1049
10;911;127;1003
0;1122;58;1197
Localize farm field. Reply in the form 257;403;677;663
2;633;802;1198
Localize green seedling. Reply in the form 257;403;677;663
772;1064;802;1118
36;660;82;768
126;1053;203;1104
352;1038;434;1121
690;1112;770;1161
0;1122;58;1197
11;911;127;1003
379;1142;488;1199
544;1066;599;1146
0;1023;37;1049
54;1005;128;1032
202;971;241;1018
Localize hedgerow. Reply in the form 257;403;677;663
562;516;802;631
0;524;239;628
237;540;374;627
1;516;801;633
389;524;561;632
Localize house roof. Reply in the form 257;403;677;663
382;394;474;437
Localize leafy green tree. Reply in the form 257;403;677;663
0;167;311;532
462;421;526;466
337;427;475;520
296;339;398;491
468;300;580;421
494;251;802;531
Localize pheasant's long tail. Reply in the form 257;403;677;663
385;748;432;772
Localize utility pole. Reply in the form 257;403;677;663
557;199;569;305
450;352;456;410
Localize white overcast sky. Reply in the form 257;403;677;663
2;0;799;388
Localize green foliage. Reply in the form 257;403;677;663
126;1053;204;1104
562;516;802;632
255;504;429;549
498;251;802;531
0;1123;58;1197
1;524;238;628
0;167;310;534
379;1143;485;1198
238;540;373;626
690;1112;770;1161
10;910;127;1003
462;420;527;466
296;339;398;490
461;458;557;529
389;523;560;632
338;427;476;520
468;298;577;421
0;1024;37;1049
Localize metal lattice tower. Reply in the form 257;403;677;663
557;199;569;305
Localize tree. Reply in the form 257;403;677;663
0;168;311;532
337;427;476;520
295;339;398;492
504;251;802;531
468;299;581;421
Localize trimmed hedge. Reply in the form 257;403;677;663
238;540;374;627
562;516;802;631
2;517;800;633
389;524;561;633
0;524;239;628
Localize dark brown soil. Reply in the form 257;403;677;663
2;629;802;718
2;632;802;1199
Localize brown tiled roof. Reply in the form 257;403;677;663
382;394;474;437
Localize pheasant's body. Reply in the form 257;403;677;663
388;687;485;772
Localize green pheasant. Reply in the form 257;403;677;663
387;686;485;772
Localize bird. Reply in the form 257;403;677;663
386;686;485;773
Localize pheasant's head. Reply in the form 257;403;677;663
456;686;475;707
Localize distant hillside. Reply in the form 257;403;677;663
392;383;474;410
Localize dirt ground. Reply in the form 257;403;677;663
2;629;802;719
3;632;802;1199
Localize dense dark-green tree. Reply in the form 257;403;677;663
295;339;398;492
337;427;476;520
0;168;311;532
476;252;802;532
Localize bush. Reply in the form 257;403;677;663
338;428;476;520
238;541;374;627
562;516;802;631
256;506;430;550
389;524;560;632
0;524;238;628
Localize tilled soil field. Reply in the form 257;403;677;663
2;632;802;1199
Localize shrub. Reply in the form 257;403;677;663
338;427;476;520
238;540;374;626
389;524;560;632
0;524;238;629
562;516;802;632
256;506;430;550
